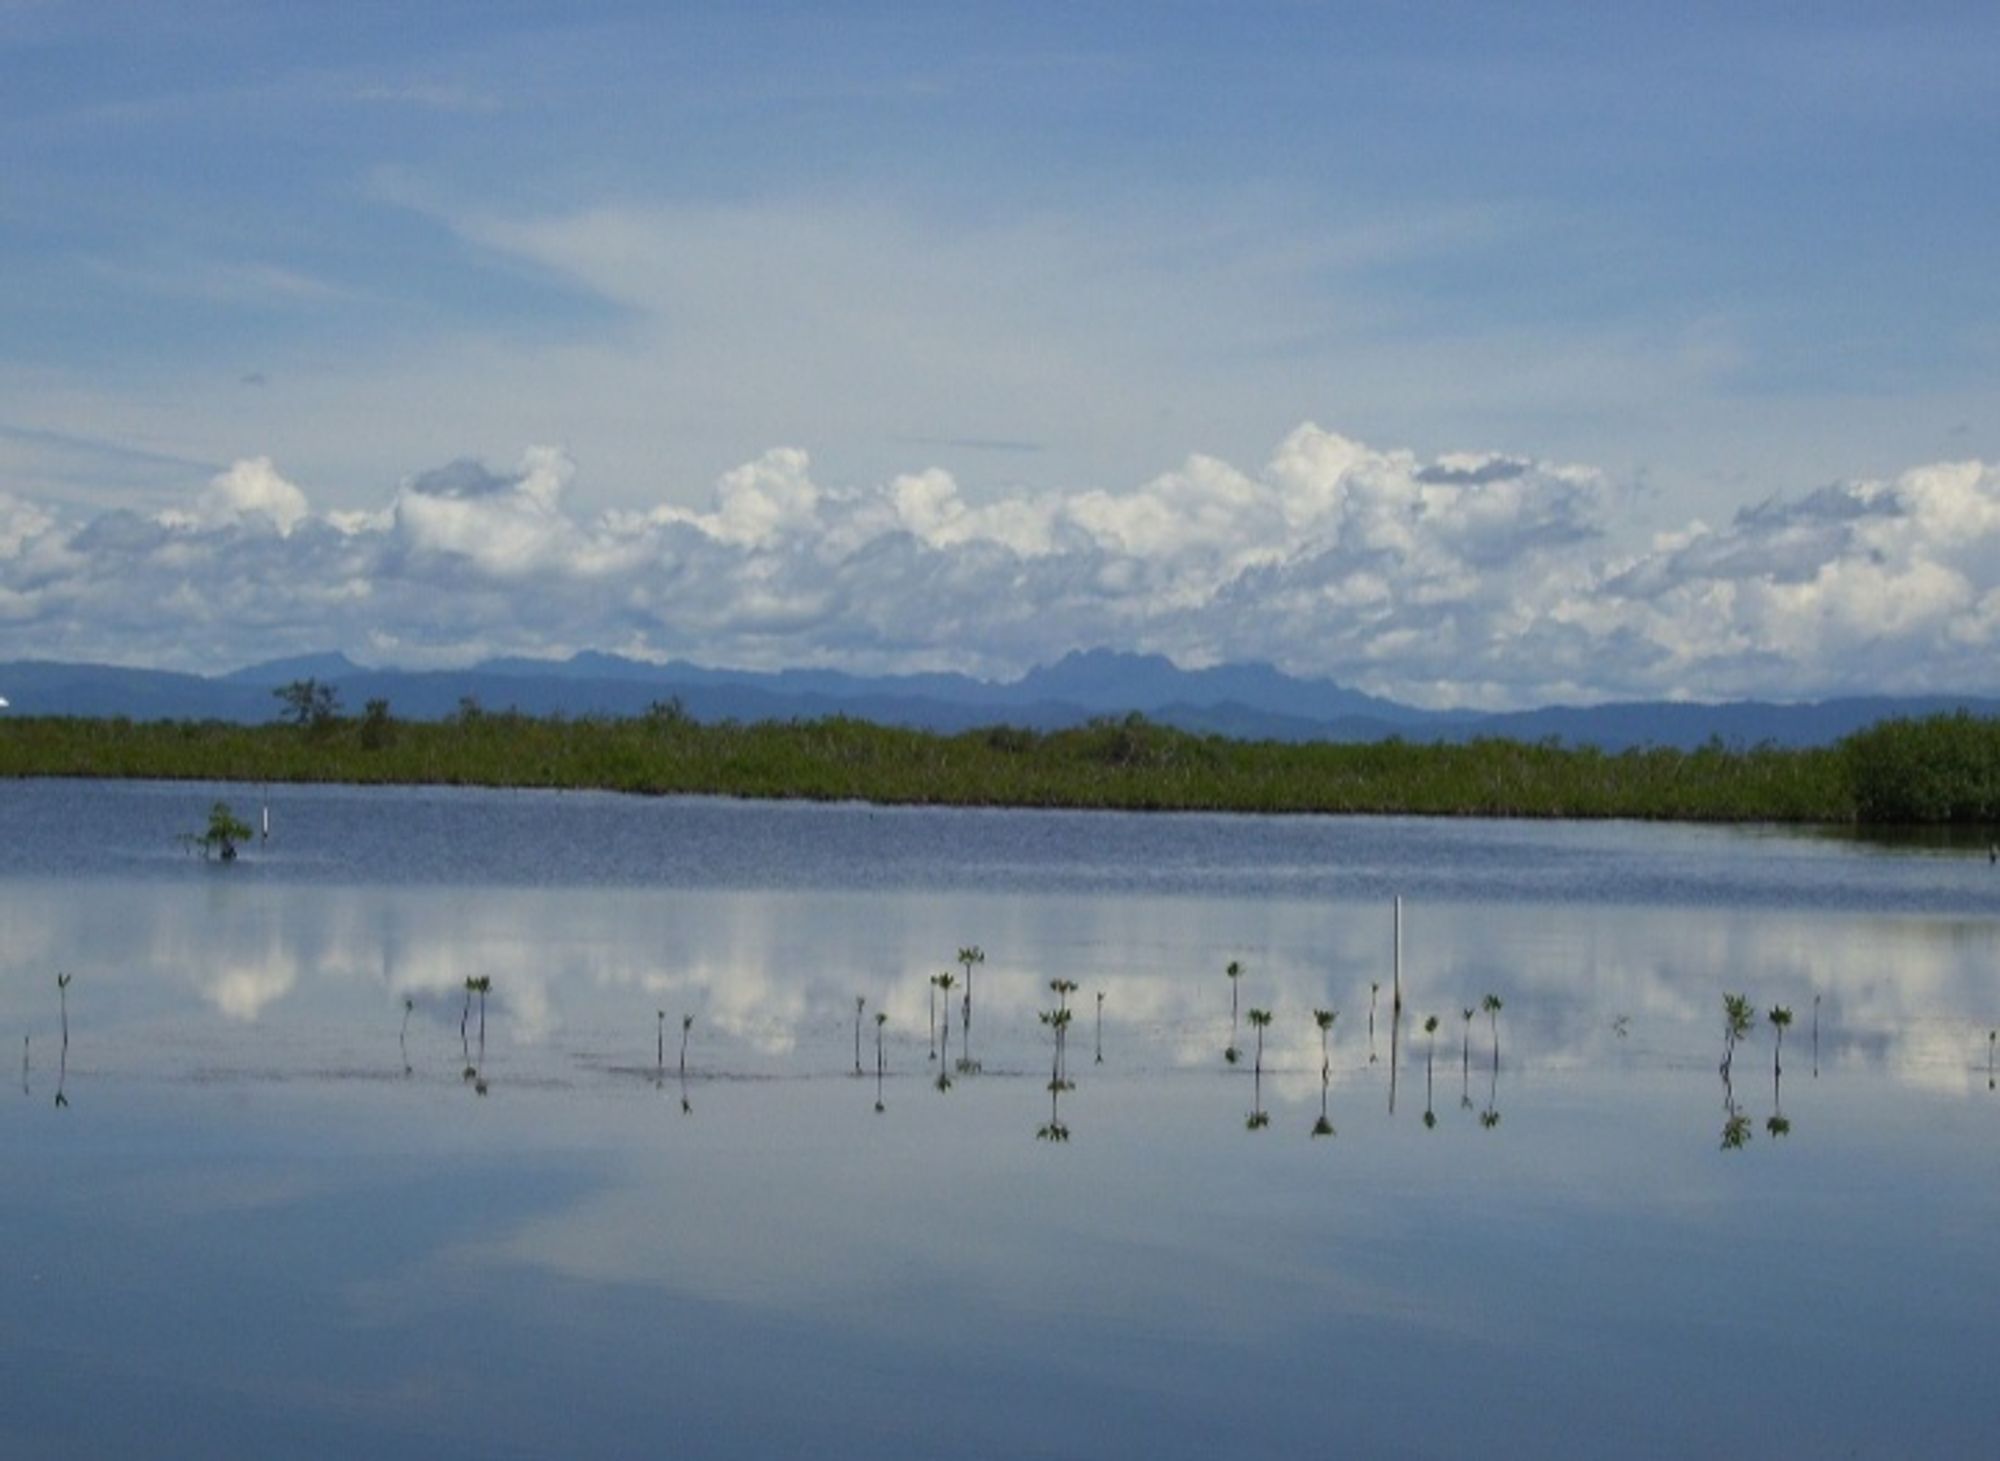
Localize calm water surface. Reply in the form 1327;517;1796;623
3;780;1997;1458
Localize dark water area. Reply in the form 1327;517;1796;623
3;780;1997;1457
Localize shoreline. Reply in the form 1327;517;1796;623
0;710;1861;823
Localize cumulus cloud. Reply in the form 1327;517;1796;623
2;426;1997;707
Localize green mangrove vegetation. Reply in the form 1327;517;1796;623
2;698;1997;823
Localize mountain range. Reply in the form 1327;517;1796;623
1;649;1993;752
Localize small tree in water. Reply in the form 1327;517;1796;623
1721;992;1755;1076
187;802;253;861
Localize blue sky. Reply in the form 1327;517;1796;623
2;2;1997;701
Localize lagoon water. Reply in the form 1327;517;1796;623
3;779;1998;1458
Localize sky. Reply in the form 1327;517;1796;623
2;1;1997;707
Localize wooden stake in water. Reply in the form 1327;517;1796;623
1393;897;1403;1014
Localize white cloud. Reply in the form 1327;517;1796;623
2;426;1998;707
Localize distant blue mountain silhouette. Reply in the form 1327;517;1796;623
2;649;1993;751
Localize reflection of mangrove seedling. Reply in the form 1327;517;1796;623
1095;989;1105;1065
1246;1067;1270;1132
1312;1079;1334;1139
1768;1005;1792;1076
928;973;943;1062
1721;992;1754;1076
957;945;984;1071
1611;1014;1630;1039
401;995;415;1075
679;1013;694;1077
1813;994;1822;1077
460;979;475;1042
1719;1063;1748;1150
1989;1029;1996;1091
1313;1008;1336;1080
1721;1113;1752;1150
1480;1057;1500;1129
656;1010;666;1075
1482;993;1504;1067
1768;1050;1790;1136
853;995;866;1077
184;802;253;862
934;1069;953;1093
1037;1079;1069;1142
1247;1008;1272;1076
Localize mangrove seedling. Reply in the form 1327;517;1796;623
928;973;942;1062
1226;960;1243;1044
656;1010;666;1074
1095;989;1105;1065
1423;1014;1439;1114
1040;1006;1074;1090
1462;1007;1475;1075
57;971;71;1051
401;995;415;1075
875;1010;888;1076
679;1012;693;1077
1721;992;1754;1075
936;973;956;1074
471;976;492;1047
460;978;475;1043
1247;1007;1272;1077
1482;993;1504;1067
957;945;984;1069
1768;1004;1792;1076
1304;1008;1336;1072
185;801;253;862
853;995;866;1077
1989;1029;1995;1091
